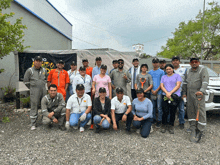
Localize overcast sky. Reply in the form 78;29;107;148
48;0;220;55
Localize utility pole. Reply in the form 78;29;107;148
201;0;205;60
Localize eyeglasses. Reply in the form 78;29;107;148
118;62;124;64
190;61;199;64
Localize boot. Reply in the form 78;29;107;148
195;129;203;143
189;128;197;143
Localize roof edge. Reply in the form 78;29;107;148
13;0;72;41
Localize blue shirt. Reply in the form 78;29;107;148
149;68;165;95
132;98;153;120
92;66;109;80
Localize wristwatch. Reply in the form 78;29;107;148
124;113;128;116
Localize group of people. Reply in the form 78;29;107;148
23;55;208;143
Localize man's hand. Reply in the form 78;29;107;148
53;118;58;123
79;113;87;121
195;91;203;101
113;123;117;130
65;121;70;130
48;112;54;119
112;85;116;89
122;114;127;122
98;118;105;126
123;73;127;80
151;90;157;95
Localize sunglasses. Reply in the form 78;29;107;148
118;62;124;64
190;61;199;64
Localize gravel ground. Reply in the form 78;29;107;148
0;102;220;165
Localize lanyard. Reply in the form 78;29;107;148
77;97;84;112
81;76;86;83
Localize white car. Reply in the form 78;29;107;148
180;64;220;111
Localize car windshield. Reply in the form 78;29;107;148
205;67;218;77
180;65;218;77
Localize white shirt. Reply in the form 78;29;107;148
72;74;92;94
174;66;186;91
67;70;79;84
111;95;131;114
66;93;92;114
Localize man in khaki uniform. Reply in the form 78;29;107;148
183;57;209;143
41;84;66;131
24;56;47;130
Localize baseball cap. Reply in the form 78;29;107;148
116;87;124;93
159;59;166;63
112;60;118;64
190;57;199;62
99;87;106;93
132;58;139;62
136;88;144;94
152;57;159;63
95;57;102;61
79;66;86;71
172;56;180;61
57;60;65;64
34;56;42;61
71;61;76;65
100;64;107;69
82;59;88;62
76;84;85;90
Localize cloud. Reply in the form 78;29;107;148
49;0;220;54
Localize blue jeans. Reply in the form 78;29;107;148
93;115;110;129
66;84;74;102
133;118;152;138
152;94;163;121
69;112;91;128
178;98;185;124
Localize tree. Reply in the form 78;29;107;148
157;2;220;60
0;0;29;72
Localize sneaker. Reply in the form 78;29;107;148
195;130;203;143
58;125;66;131
150;126;153;133
89;124;94;130
136;129;141;134
80;127;84;132
87;119;91;125
156;121;162;128
72;126;78;130
95;127;100;133
125;129;132;134
189;128;197;143
161;125;166;133
168;125;174;134
48;122;53;129
179;124;184;129
31;126;36;131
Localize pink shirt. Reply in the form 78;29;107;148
93;74;111;97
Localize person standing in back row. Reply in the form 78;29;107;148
129;58;140;100
110;59;131;97
82;59;93;78
149;57;165;127
182;57;209;143
134;64;153;99
171;56;186;129
47;60;70;101
24;56;47;130
92;57;108;80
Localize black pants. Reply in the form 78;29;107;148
131;89;137;100
162;95;179;126
115;112;133;130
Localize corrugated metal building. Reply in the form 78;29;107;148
0;0;72;98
